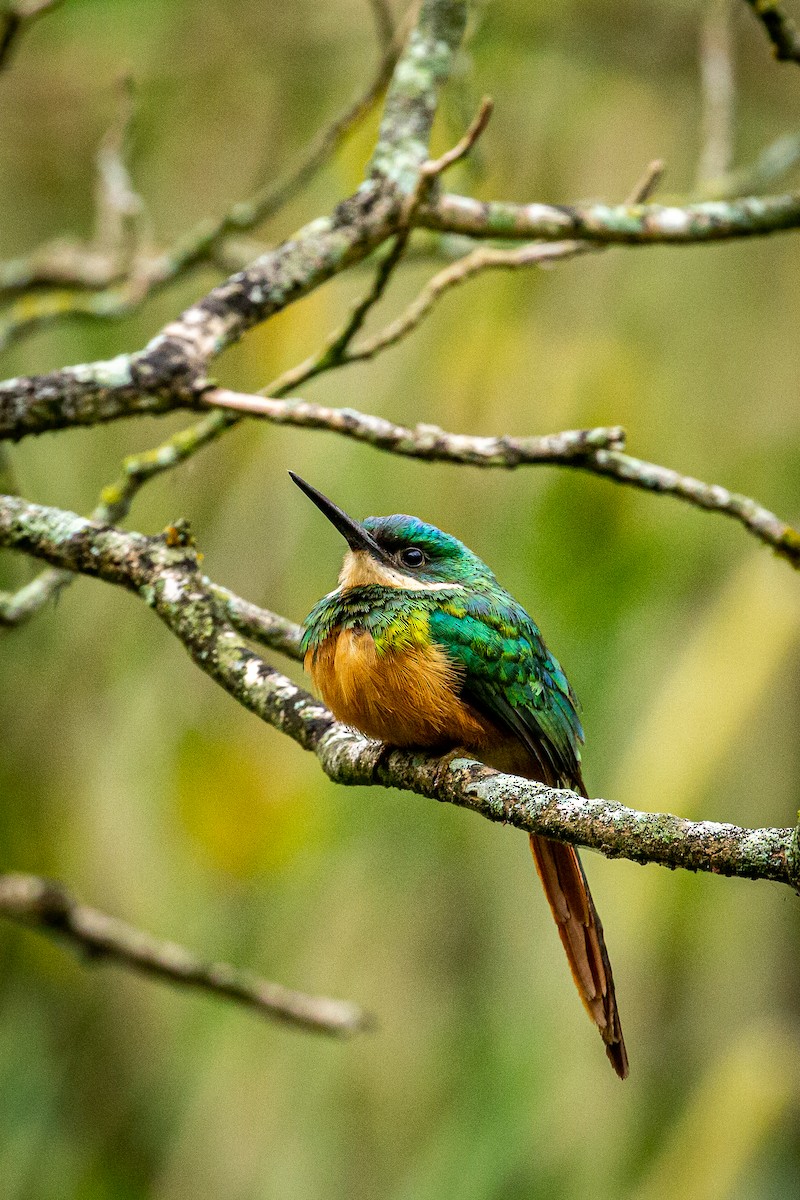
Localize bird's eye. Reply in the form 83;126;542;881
399;547;425;568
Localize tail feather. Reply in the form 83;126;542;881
529;834;628;1080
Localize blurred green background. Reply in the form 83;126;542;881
2;0;800;1197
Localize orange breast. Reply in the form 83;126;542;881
306;629;493;751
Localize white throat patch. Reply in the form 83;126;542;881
338;550;464;593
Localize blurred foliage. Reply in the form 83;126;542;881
1;0;800;1197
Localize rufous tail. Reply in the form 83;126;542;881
529;833;628;1079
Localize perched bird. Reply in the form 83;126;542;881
291;471;628;1079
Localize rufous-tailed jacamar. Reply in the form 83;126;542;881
291;472;628;1079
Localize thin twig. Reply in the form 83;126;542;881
199;392;800;566
0;17;405;328
626;159;666;204
0;408;235;626
420;96;494;179
338;159;665;363
0;873;368;1035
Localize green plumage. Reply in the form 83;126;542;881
292;476;627;1079
302;513;584;787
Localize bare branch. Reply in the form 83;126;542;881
0;494;796;889
0;45;399;349
198;394;800;565
420;95;494;179
0;6;409;355
333;159;666;365
742;0;800;64
205;391;625;461
0;873;368;1035
0;12;406;301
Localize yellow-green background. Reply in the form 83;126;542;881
2;1;800;1196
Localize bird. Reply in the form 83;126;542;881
290;471;628;1079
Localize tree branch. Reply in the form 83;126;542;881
0;493;796;889
0;0;468;442
420;190;800;242
0;873;368;1035
199;395;800;567
0;12;405;313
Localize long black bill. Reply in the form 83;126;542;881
289;472;388;561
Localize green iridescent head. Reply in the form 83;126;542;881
289;472;497;588
360;513;497;586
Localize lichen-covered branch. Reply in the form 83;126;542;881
207;392;627;465
0;873;368;1035
0;408;235;625
579;447;800;567
420;189;800;242
3;385;796;633
0;493;796;889
0;16;403;319
369;0;468;191
200;394;800;566
0;0;467;443
6;180;800;441
335;158;664;365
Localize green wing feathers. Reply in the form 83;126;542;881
429;594;585;789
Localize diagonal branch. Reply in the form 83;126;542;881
199;395;800;567
0;873;368;1035
0;493;796;889
0;10;407;313
0;0;468;443
3;397;797;633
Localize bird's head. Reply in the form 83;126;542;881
290;472;495;592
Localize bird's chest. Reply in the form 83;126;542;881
306;627;490;750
